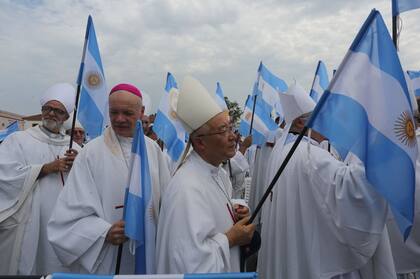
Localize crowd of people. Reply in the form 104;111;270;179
0;76;420;279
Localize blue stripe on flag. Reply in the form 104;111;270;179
258;62;288;92
392;0;420;16
239;120;266;146
153;111;185;163
87;17;104;74
407;70;420;97
350;11;411;109
0;121;19;141
78;87;104;139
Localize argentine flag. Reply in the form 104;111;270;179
309;60;330;103
124;121;155;274
407;70;420;96
153;73;187;162
77;15;108;141
51;272;258;279
255;62;288;118
239;94;278;146
215;82;228;110
308;9;417;238
0;121;19;141
392;0;420;16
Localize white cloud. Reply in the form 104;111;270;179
0;0;419;115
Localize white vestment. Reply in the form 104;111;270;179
156;151;240;274
47;127;170;274
387;133;420;277
223;151;250;199
258;138;396;279
0;126;80;275
248;128;282;213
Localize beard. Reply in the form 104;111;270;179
42;118;62;133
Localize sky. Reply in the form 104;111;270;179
1;0;419;116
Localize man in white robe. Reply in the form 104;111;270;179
258;84;396;279
156;76;256;274
386;112;420;279
47;83;170;274
223;135;252;199
0;83;80;275
248;127;282;214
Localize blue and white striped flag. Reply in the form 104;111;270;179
239;93;278;146
255;62;288;118
392;0;420;16
308;9;417;238
153;72;187;162
407;70;420;96
77;15;108;141
0;121;19;141
309;60;329;103
215;82;228;110
51;272;258;279
124;121;155;274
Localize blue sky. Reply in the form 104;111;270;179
1;0;419;115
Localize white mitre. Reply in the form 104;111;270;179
63;112;84;131
40;83;76;114
279;82;316;124
173;76;224;134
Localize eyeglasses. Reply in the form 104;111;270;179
196;124;235;137
41;106;67;117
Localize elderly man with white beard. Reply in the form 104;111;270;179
0;83;81;275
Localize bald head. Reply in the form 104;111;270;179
109;90;144;137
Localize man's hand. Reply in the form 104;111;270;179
239;135;252;155
105;220;128;246
233;204;250;220
63;149;78;171
225;217;256;248
38;149;79;179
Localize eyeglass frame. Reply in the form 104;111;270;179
41;105;68;117
195;123;236;137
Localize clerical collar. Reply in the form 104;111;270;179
191;151;222;175
40;125;65;139
116;135;133;145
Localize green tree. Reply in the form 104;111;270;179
224;96;243;128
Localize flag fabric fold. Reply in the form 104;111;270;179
309;60;330;103
254;62;288;118
0;121;19;141
239;94;278;146
308;9;417;239
407;70;420;96
124;121;155;274
153;73;187;162
77;15;108;141
215;82;228;110
392;0;420;16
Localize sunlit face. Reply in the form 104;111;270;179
41;100;69;133
109;91;143;137
72;127;85;145
193;112;237;165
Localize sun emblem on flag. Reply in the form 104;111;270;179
85;71;102;89
168;88;179;120
394;111;416;147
